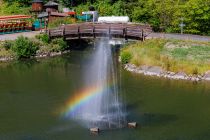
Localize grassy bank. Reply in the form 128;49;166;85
121;39;210;75
0;34;68;60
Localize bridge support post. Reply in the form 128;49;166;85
124;27;128;41
109;26;111;39
78;26;80;39
93;26;95;39
48;30;51;41
141;29;145;41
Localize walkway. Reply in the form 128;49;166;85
0;31;40;41
147;33;210;42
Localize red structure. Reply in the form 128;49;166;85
32;0;44;12
0;15;32;34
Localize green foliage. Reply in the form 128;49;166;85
35;34;50;44
70;0;209;35
121;51;132;64
3;40;14;50
121;39;210;74
12;36;38;59
50;38;68;52
48;17;72;29
0;2;30;15
1;0;209;35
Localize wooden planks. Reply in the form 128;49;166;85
49;23;152;40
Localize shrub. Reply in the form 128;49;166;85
48;17;72;29
121;51;132;64
35;34;49;44
12;36;38;59
50;38;68;52
3;40;14;50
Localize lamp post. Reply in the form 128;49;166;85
179;17;185;34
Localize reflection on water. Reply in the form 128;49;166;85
0;48;210;140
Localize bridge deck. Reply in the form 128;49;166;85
48;23;153;41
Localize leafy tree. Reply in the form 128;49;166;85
12;36;38;59
183;0;210;34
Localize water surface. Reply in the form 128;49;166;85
0;47;210;140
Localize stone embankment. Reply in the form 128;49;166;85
124;64;210;82
0;50;70;62
35;50;70;58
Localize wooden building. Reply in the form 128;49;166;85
31;0;44;13
44;1;59;12
37;12;68;31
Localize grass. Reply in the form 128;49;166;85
0;41;15;58
121;39;210;74
47;17;74;29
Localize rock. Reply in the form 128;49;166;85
90;127;99;133
140;65;149;71
144;66;163;76
128;122;137;128
50;52;62;57
173;72;187;80
203;71;210;81
62;50;70;54
123;63;210;82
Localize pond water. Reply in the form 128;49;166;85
0;45;210;140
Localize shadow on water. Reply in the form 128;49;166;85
67;39;94;51
139;113;177;126
126;101;177;127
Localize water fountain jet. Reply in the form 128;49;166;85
61;38;126;130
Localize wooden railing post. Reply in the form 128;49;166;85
125;27;128;41
62;27;65;37
93;25;95;38
109;25;111;39
142;29;144;41
78;25;80;39
48;29;51;40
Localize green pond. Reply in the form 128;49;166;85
0;47;210;140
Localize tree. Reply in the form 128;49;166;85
12;36;38;59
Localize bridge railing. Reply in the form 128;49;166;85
48;23;153;40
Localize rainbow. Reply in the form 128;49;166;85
60;85;105;118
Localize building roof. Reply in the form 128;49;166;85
0;15;31;21
37;12;48;18
37;12;68;18
32;0;43;3
44;1;59;6
50;12;68;17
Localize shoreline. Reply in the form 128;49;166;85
0;50;70;62
124;63;210;82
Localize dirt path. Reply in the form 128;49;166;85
147;33;210;42
0;31;40;41
0;31;209;42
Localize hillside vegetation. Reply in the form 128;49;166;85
121;39;210;74
1;0;210;35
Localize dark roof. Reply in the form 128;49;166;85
37;12;68;18
37;12;48;18
32;0;43;2
44;1;59;6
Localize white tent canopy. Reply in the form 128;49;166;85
98;16;129;23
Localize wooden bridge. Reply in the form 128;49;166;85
48;23;153;41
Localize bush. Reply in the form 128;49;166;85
12;36;38;59
121;51;132;64
50;38;68;52
48;17;72;29
3;40;14;50
35;34;49;44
